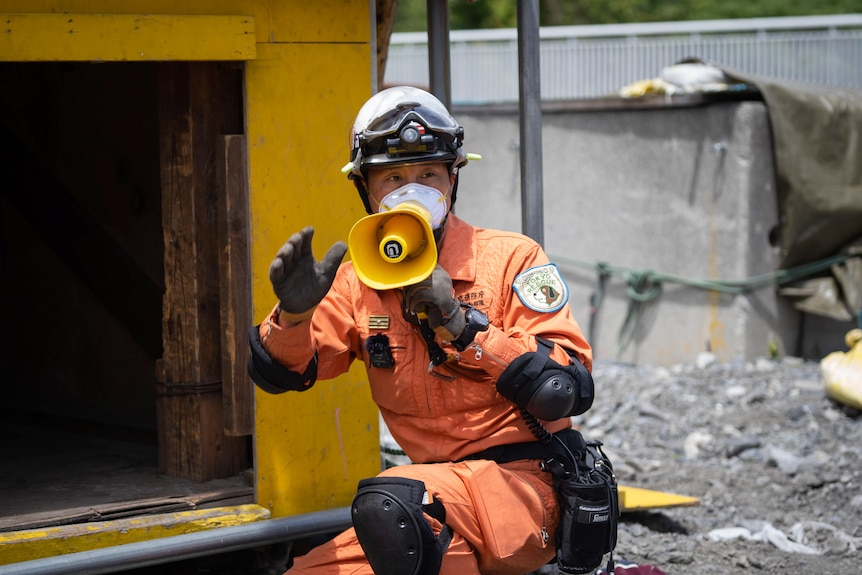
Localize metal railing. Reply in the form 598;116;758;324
385;14;862;103
2;507;352;575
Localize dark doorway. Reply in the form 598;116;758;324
0;61;252;531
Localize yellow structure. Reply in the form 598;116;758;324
0;0;380;564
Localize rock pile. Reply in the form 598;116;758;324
576;355;862;573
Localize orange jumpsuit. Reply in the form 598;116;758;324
258;214;592;575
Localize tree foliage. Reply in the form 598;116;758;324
393;0;862;31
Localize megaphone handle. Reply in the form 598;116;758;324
411;306;510;371
416;316;448;368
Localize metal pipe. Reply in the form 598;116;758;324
3;507;353;575
426;0;452;108
517;0;544;245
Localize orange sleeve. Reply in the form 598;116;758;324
257;304;315;372
257;267;361;379
456;241;592;379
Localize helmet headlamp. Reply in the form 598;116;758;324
385;122;437;156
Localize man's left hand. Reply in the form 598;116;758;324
403;266;466;342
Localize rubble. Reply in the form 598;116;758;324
574;356;862;573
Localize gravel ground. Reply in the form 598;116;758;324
570;354;862;574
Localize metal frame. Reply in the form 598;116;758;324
426;0;545;244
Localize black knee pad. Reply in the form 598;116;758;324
351;477;451;575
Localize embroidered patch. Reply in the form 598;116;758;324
512;263;569;312
368;315;390;330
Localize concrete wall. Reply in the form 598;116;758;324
452;99;847;365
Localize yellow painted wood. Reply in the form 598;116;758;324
0;504;270;565
618;485;700;512
268;0;371;43
0;1;368;45
0;13;255;61
246;41;378;518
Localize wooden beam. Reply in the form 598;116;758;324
0;488;254;532
375;0;400;88
217;135;254;437
157;62;249;481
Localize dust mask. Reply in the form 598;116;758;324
377;184;449;230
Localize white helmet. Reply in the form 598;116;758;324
345;86;469;213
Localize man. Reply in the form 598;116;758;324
248;86;596;575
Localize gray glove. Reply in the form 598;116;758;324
402;265;466;342
269;226;347;320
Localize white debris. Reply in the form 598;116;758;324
708;523;821;555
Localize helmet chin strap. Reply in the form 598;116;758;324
449;171;460;209
353;178;375;215
433;217;448;245
433;180;455;245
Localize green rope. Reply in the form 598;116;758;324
551;252;859;355
617;269;663;354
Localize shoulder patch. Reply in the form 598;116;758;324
512;263;569;313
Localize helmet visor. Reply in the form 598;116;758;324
363;103;460;140
354;87;459;136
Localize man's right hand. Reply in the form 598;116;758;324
269;226;347;320
402;265;466;342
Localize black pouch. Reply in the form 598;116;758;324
543;430;619;575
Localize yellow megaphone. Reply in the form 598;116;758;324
348;201;437;290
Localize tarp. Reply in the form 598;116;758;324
720;68;862;270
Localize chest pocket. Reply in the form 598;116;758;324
358;305;416;365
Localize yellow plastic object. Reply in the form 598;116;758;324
821;329;862;411
0;505;270;565
349;202;437;290
618;78;677;98
618;485;700;512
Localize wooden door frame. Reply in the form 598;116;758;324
156;61;253;481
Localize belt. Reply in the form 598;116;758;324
459;440;561;464
459;428;585;464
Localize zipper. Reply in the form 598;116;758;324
514;472;550;545
469;342;509;369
